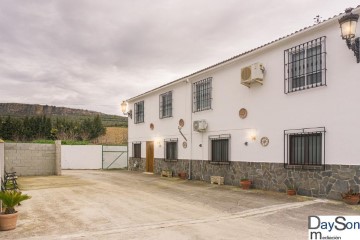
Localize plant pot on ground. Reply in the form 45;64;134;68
0;190;31;231
178;172;187;180
286;183;297;196
287;189;296;196
240;179;251;190
341;189;360;205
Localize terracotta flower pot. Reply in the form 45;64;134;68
343;195;360;205
240;180;251;190
0;212;18;231
287;189;296;196
178;172;187;180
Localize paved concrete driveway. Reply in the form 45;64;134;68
2;170;359;239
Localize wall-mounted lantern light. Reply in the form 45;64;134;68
339;8;359;63
121;100;132;119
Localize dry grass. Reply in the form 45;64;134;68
92;127;128;145
18;175;92;190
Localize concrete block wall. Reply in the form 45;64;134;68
4;142;60;176
0;140;4;180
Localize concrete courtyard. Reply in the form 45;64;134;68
2;170;359;239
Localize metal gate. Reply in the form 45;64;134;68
102;145;128;169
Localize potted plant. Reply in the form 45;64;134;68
0;190;31;231
341;189;360;205
240;178;251;190
178;172;187;180
286;183;296;196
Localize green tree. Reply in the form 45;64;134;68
1;116;14;140
90;115;106;139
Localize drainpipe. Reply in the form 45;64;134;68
126;142;129;171
188;78;192;180
201;133;204;181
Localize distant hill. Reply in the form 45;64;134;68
0;103;127;127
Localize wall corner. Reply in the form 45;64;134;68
55;140;62;176
0;139;4;180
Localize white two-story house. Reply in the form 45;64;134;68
124;7;360;200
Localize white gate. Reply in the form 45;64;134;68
102;145;128;169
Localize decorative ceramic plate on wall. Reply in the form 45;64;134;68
260;137;269;146
179;119;185;127
239;108;248;119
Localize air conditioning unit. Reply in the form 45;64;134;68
193;120;208;132
241;63;265;88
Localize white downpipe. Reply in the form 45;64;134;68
188;79;192;180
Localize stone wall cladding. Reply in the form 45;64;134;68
154;158;189;177
129;158;360;200
5;143;56;176
128;157;146;172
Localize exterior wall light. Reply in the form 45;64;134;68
339;8;359;63
121;100;132;119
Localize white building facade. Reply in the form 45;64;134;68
126;8;360;200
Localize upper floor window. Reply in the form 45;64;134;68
193;77;212;112
133;142;141;158
284;36;326;93
134;101;144;124
284;127;325;169
209;134;230;164
159;91;172;119
164;138;178;161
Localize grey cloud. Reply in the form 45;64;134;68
0;0;358;114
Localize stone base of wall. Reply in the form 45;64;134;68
128;157;147;172
128;157;360;200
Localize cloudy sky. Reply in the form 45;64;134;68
0;0;359;115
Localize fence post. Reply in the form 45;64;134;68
0;139;4;181
0;138;5;179
0;139;3;211
55;140;62;175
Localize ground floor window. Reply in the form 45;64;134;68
133;142;141;158
284;127;325;169
164;138;178;161
209;134;230;164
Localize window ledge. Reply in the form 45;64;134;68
209;161;230;165
160;116;173;119
284;164;324;170
164;159;178;162
193;108;212;113
287;83;326;93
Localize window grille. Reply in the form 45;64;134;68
133;142;141;158
193;77;212;112
159;91;172;119
164;138;178;161
284;37;326;93
134;101;144;124
284;127;325;169
209;134;230;164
